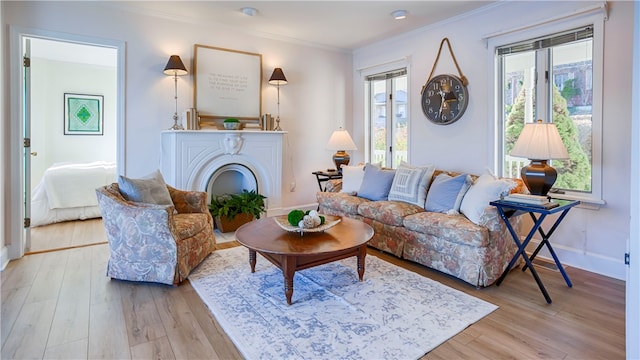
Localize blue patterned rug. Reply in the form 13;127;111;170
189;246;497;359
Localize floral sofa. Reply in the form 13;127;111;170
317;164;525;287
96;172;216;285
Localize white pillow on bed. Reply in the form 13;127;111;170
118;170;174;206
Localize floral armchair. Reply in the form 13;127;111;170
96;183;216;285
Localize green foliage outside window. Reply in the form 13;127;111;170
505;86;591;191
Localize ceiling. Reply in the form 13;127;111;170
109;1;497;51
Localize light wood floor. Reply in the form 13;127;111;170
1;219;625;359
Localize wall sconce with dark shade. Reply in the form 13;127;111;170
268;67;287;131
326;128;358;172
164;55;188;130
510;120;569;196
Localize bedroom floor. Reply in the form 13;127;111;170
28;219;108;254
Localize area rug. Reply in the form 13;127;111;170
189;246;497;360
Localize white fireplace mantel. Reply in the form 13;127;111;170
160;130;286;213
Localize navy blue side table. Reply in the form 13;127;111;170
490;199;580;304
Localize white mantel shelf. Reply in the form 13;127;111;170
160;130;286;214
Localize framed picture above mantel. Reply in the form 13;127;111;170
194;44;262;125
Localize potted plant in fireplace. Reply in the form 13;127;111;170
208;189;266;233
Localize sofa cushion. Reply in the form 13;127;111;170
357;200;424;226
388;162;435;207
403;212;490;248
173;213;210;240
425;173;472;214
118;170;174;207
357;164;396;201
460;171;516;225
316;192;370;216
340;164;365;194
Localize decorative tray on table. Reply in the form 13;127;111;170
274;214;341;233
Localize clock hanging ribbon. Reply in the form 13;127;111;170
420;37;469;125
421;37;468;94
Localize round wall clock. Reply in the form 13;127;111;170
420;74;469;125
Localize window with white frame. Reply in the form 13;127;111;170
495;21;603;203
365;69;407;168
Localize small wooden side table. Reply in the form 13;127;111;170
490;198;580;304
312;170;342;191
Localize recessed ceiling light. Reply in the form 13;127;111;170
241;7;258;16
391;10;407;20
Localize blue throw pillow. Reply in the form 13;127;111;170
425;173;472;214
388;162;435;206
118;169;174;207
357;164;396;201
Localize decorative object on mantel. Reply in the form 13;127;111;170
326;127;357;173
268;67;288;131
163;55;188;130
510;119;569;196
223;118;242;130
261;113;274;131
185;108;200;130
420;38;469;125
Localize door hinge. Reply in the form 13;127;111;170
23;56;30;67
24;217;30;228
389;93;393;100
625;252;630;265
24;138;30;148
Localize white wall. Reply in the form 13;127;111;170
353;1;633;280
30;58;117;188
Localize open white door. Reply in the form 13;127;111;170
22;37;31;251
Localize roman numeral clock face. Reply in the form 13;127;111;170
420;74;469;125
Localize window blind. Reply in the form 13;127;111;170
497;26;593;55
365;68;407;81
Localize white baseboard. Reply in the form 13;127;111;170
1;246;9;271
527;239;626;281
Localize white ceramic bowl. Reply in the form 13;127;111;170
223;122;241;130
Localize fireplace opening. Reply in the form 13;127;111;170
206;163;258;199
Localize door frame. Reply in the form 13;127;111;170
6;26;125;260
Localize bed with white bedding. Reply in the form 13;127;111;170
31;161;117;227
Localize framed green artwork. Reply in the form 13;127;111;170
64;93;104;135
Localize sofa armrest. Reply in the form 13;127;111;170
168;185;209;214
324;179;343;193
96;188;178;254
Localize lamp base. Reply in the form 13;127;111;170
169;113;184;130
333;151;350;173
521;160;557;196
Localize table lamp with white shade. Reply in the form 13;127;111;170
510;120;569;196
326;128;357;172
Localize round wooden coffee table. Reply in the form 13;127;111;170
235;216;374;305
